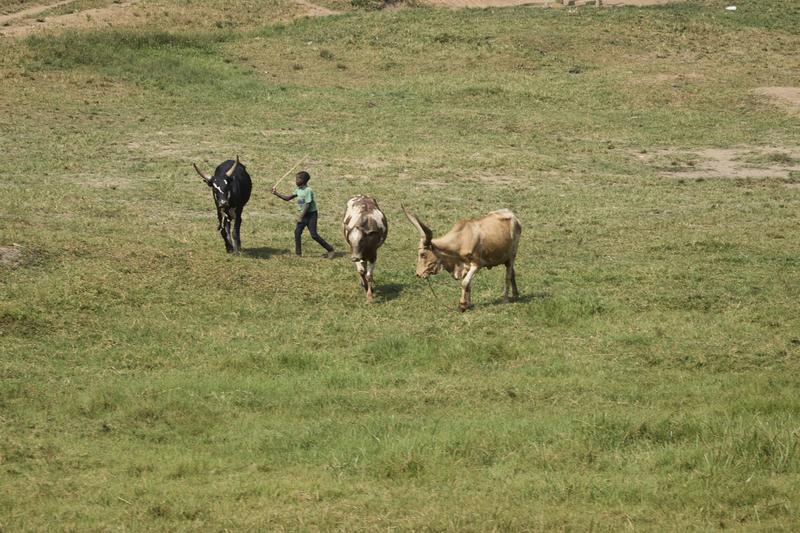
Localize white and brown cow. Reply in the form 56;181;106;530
402;206;521;312
343;195;388;300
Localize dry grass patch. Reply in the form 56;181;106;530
755;87;800;116
0;245;23;268
636;146;800;180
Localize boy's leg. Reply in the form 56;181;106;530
294;217;308;256
306;211;334;253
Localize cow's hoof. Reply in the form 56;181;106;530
459;304;469;312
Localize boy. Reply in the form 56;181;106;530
272;171;335;258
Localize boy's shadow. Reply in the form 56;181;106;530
242;247;289;260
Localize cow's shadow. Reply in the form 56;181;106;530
242;247;290;260
490;292;549;306
376;283;405;301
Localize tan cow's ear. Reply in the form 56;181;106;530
401;204;432;245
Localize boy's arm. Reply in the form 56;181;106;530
271;187;296;202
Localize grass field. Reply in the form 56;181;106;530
1;0;800;529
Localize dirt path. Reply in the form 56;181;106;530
755;87;800;116
295;0;341;16
0;0;687;37
0;0;73;25
0;0;140;37
425;0;679;7
637;146;800;180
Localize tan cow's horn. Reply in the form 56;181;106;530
193;163;211;183
401;204;433;245
225;155;240;178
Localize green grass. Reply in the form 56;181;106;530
2;0;800;529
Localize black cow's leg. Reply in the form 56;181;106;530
218;209;234;253
233;207;243;254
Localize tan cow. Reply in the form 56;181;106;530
402;206;521;312
343;195;388;301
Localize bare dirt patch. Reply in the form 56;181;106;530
295;0;341;16
637;146;800;180
0;0;339;37
0;0;141;37
0;0;687;37
475;172;520;184
0;245;23;268
0;0;73;25
755;87;800;116
422;0;680;8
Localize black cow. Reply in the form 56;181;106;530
192;156;252;254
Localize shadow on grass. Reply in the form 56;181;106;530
490;291;551;306
242;247;290;259
377;283;405;301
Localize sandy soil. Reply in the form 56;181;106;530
0;0;142;37
423;0;679;7
0;0;686;37
637;146;800;180
0;245;23;268
2;0;796;186
755;87;800;116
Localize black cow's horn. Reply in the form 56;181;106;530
225;155;240;178
193;163;211;183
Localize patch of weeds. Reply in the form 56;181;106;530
0;308;49;338
457;85;506;98
738;151;798;167
25;30;217;70
319;49;334;60
444;437;499;466
351;0;414;10
77;388;124;417
532;294;608;327
0;246;23;269
378;450;426;479
665;292;721;313
450;338;522;366
613;333;654;348
583;415;706;450
703;422;800;474
276;352;319;372
360;335;431;364
23;30;263;99
148;503;172;519
686;239;739;254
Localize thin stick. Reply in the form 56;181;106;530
273;154;309;189
426;277;438;298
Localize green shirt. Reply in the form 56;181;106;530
293;186;317;213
